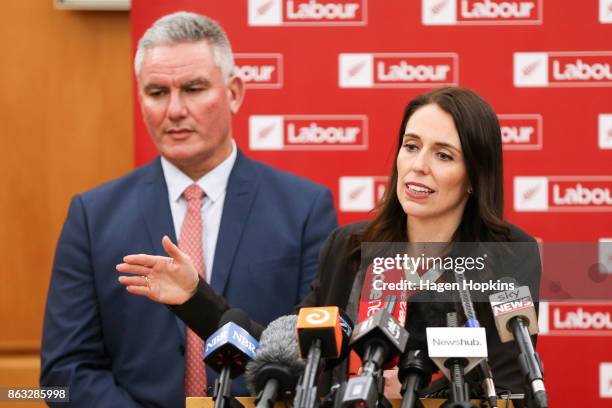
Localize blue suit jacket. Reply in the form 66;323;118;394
40;151;337;407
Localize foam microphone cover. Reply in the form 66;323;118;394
244;315;305;396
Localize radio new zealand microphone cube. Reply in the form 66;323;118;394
296;306;342;359
350;308;408;363
426;327;487;379
204;321;259;378
490;286;538;343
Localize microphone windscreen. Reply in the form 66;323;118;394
244;315;304;395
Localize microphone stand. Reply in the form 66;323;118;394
440;313;477;408
294;339;323;408
213;361;245;408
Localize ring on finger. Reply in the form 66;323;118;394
145;276;150;287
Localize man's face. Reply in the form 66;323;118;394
138;41;244;179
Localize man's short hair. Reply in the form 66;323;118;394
134;11;234;82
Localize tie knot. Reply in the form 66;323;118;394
183;184;205;202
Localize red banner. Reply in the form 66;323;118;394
132;1;612;405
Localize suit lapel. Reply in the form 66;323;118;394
210;150;258;295
137;158;185;340
138;158;177;253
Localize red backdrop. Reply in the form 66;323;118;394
131;1;612;405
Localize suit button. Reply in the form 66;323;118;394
179;344;185;355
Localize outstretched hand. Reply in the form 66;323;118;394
116;236;199;305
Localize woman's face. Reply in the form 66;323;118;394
396;103;471;224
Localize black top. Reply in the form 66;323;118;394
173;221;541;396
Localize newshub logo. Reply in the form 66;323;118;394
234;54;283;89
422;0;542;25
339;176;387;212
498;114;543;150
339;53;458;88
247;0;367;26
514;51;612;87
514;176;612;212
249;115;368;151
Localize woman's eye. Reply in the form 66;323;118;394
437;152;453;161
403;143;419;151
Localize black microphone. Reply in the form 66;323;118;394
342;307;409;407
439;312;477;408
294;307;343;408
204;309;259;408
244;315;305;408
490;287;547;408
323;309;354;372
398;350;436;408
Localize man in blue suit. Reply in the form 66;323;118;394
40;12;337;407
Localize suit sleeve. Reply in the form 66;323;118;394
40;196;141;407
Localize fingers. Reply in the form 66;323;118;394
162;235;189;263
118;275;149;287
122;253;161;267
116;263;151;276
125;284;151;297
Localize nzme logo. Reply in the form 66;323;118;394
601;0;612;24
234;54;283;89
514;51;612;87
539;302;612;337
339;53;458;88
599;114;612;149
249;115;368;151
514;176;612;212
339;176;387;212
247;0;367;26
498;114;543;150
305;309;331;324
422;0;542;25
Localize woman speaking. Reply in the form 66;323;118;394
117;86;541;396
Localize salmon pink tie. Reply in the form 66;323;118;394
180;184;207;397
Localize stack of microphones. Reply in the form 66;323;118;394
198;282;547;408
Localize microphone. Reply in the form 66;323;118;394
323;310;354;372
204;309;259;408
453;270;498;408
342;307;409;407
427;311;486;408
398;350;436;408
490;287;548;408
244;315;305;408
294;307;343;408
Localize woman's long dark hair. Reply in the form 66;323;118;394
358;86;511;248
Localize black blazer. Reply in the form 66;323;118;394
175;221;541;396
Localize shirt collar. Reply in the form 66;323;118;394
160;139;237;203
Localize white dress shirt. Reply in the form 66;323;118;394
160;140;237;283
